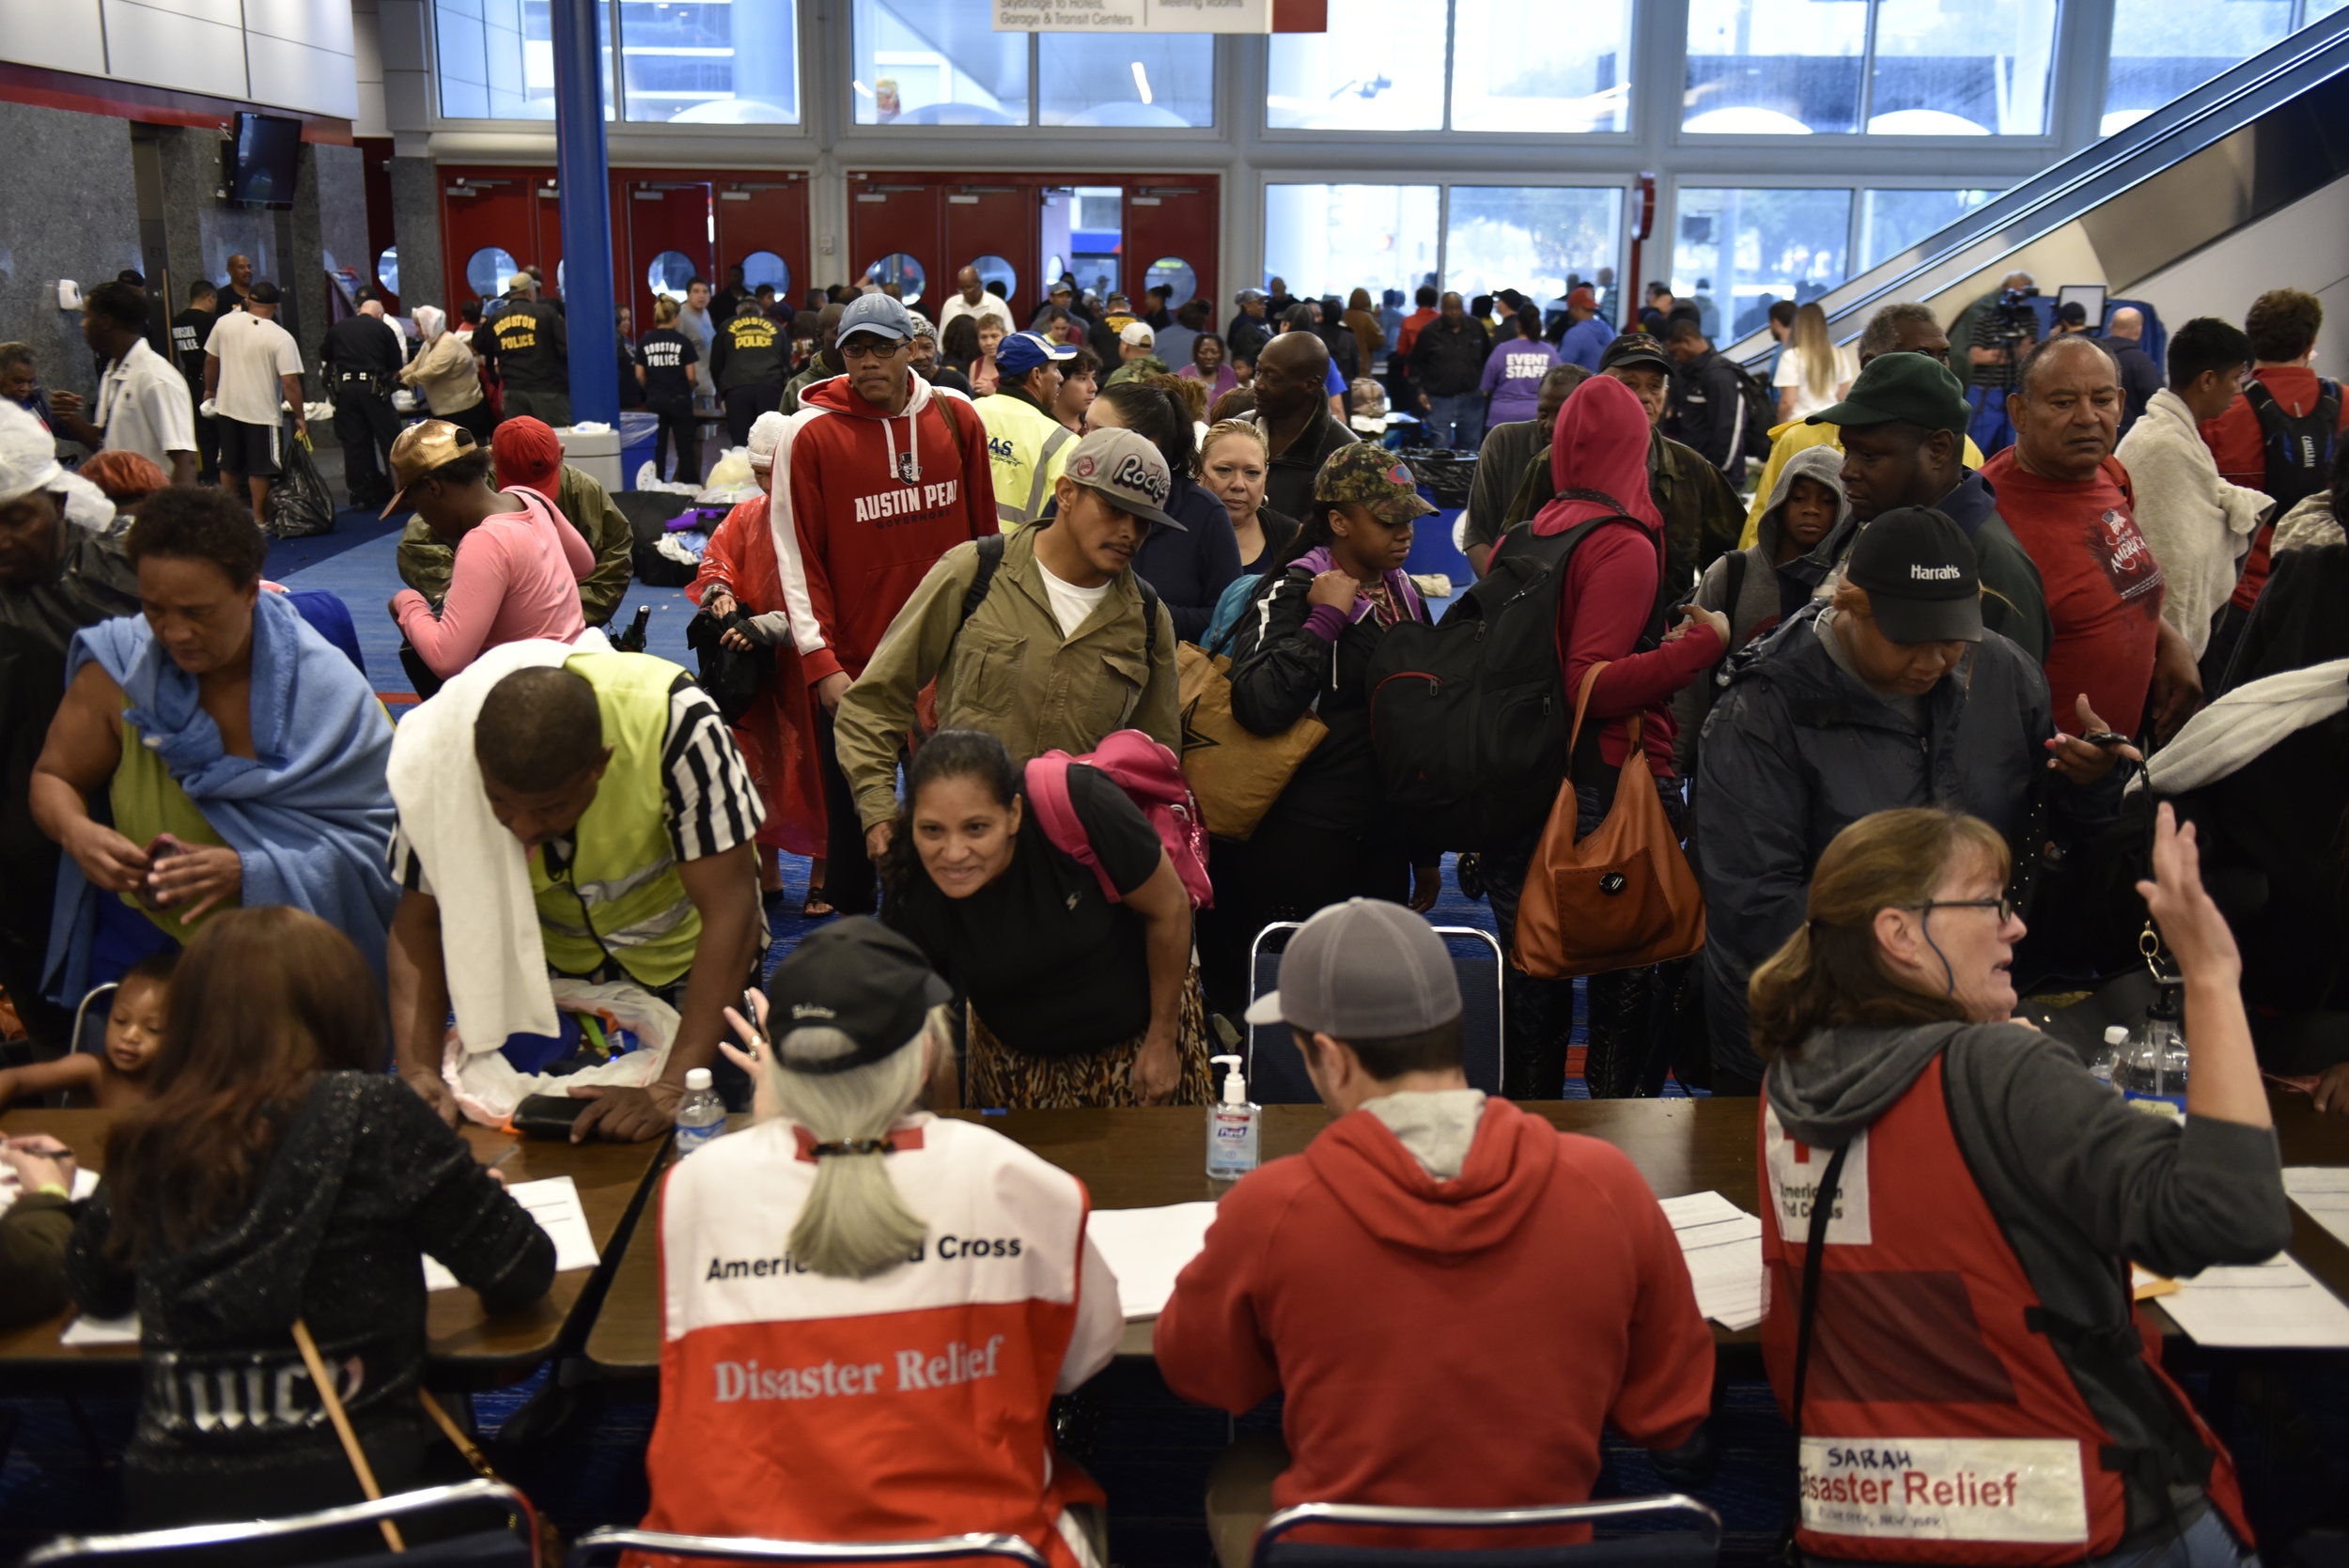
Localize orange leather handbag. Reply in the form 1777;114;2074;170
1511;662;1707;978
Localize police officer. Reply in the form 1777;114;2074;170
169;280;221;483
480;272;570;426
708;298;786;447
320;292;409;509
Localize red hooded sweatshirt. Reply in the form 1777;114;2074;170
1155;1097;1714;1528
772;374;998;685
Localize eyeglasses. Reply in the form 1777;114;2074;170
1912;897;2016;923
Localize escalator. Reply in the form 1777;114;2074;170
1725;5;2349;363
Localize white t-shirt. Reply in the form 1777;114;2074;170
940;292;1015;338
94;337;196;468
205;310;304;427
1035;558;1113;639
1772;343;1859;421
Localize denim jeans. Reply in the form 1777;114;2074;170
1425;392;1487;453
1485;772;1690;1098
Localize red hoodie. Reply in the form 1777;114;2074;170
772;375;998;685
1509;374;1721;776
1155;1097;1713;1527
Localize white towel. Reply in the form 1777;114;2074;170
386;633;609;1054
2142;658;2349;798
2114;389;2273;660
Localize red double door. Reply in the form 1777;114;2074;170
847;172;1220;326
436;166;812;325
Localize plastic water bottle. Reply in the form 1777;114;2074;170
674;1066;726;1154
2114;1008;2189;1123
2089;1025;2126;1087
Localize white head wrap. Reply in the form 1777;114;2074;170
747;411;789;472
413;304;446;340
0;400;66;505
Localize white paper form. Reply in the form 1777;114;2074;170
421;1175;599;1292
2161;1252;2349;1349
1659;1190;1766;1331
1086;1203;1220;1320
0;1165;100;1217
59;1312;140;1346
2284;1168;2349;1252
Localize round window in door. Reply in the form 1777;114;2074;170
647;250;700;300
966;255;1017;307
375;246;400;298
1143;256;1197;310
464;245;520;300
742;250;792;299
862;253;926;305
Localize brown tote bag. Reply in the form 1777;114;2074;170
1174;642;1328;841
1511;662;1707;979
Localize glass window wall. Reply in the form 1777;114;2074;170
618;0;798;124
850;0;1027;125
1038;33;1213;127
2102;0;2346;134
1449;0;1632;132
1263;184;1440;306
1685;0;2058;135
1859;188;1998;270
1444;188;1622;303
1672;187;1851;339
434;0;610;118
1267;0;1445;131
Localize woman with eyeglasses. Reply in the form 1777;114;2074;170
1749;803;2281;1568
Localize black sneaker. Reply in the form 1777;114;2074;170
1455;852;1486;901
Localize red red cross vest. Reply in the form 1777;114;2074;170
639;1114;1111;1568
1757;1056;2250;1563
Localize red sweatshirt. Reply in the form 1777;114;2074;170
1512;374;1721;776
773;375;997;685
1155;1097;1714;1526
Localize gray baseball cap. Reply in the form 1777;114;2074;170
1244;899;1462;1037
837;292;915;345
1061;427;1181;531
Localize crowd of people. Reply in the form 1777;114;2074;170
0;248;2344;1568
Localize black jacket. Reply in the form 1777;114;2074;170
708;313;786;393
1257;410;1356;524
1693;603;2117;1075
1226;311;1273;365
1131;478;1244;644
320;315;405;384
1668;348;1748;473
1408;317;1491;398
67;1074;555;1493
480;299;568;392
1227;562;1432;843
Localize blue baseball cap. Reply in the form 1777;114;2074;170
996;331;1077;377
837;292;915;346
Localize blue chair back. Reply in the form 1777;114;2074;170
1247;923;1506;1102
1252;1495;1720;1568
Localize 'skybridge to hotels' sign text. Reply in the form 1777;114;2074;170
992;0;1272;31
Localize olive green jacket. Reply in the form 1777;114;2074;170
833;522;1178;831
397;463;635;627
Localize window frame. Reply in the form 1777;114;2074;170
428;0;809;130
1676;0;2067;146
845;23;1226;136
1259;177;1636;304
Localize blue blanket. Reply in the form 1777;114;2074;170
46;591;400;998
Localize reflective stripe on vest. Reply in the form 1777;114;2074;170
529;652;701;988
983;398;1073;529
1757;1056;2249;1562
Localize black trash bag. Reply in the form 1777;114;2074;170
686;607;768;723
265;426;336;538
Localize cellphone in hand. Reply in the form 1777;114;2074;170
137;833;184;909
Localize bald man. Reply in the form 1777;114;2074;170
218;253;255;316
1252;331;1356;520
2103;305;2163;437
938;266;1012;339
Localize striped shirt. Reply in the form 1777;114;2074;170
394;676;762;894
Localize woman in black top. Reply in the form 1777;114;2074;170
1088;380;1242;643
67;907;554;1527
1199;443;1442;1022
634;293;702;485
881;730;1210;1110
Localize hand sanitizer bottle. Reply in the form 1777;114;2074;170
1206;1054;1259;1180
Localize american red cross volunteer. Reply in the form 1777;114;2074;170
638;920;1123;1568
1748;807;2285;1568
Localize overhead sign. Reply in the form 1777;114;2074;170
992;0;1272;31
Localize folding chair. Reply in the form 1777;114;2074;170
1251;1494;1720;1568
70;983;117;1060
565;1530;1050;1568
1247;923;1506;1104
23;1479;542;1567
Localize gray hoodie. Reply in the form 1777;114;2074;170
1768;1019;2290;1536
1672;443;1850;775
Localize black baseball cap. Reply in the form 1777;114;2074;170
766;918;952;1075
1844;506;1983;644
1599;332;1672;373
1810;352;1968;434
247;280;283;305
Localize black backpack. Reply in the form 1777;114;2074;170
2246;377;2341;510
1721;359;1778;468
1365;496;1666;853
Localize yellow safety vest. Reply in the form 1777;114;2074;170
530;652;701;989
977;392;1076;532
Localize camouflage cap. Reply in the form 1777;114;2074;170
1313;442;1437;525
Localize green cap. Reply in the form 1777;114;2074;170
1808;350;1970;434
1314;442;1437;525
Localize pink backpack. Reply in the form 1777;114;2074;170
1024;730;1214;909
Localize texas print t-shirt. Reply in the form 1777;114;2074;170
1980;451;2166;736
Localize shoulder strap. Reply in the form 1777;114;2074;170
957;532;1008;628
1784;1140;1852;1523
2243;379;2282;421
2320;379;2341;427
1723;549;1749;630
929;388;965;471
1023;754;1121;903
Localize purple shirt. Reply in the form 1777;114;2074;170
1479;338;1560;427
